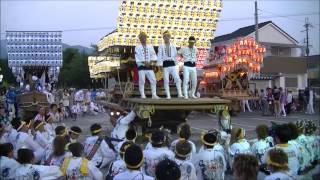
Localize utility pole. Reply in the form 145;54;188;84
255;0;259;42
301;17;313;87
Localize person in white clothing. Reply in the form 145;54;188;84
11;118;44;163
42;136;72;166
32;120;53;149
83;123;116;168
143;130;175;177
251;124;273;165
173;140;197;180
170;123;196;160
61;142;103;180
0;143;20;180
178;36;198;99
155;159;181;180
229;128;251;167
135;32;160;99
15;148;63;180
115;127;137;154
157;30;183;99
264;148;297;180
44;115;56;137
69;126;82;143
114;144;154;180
192;131;227;180
306;89;315;114
106;141;133;179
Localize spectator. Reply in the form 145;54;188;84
279;87;287;117
260;89;269;116
273;86;280;118
286;90;293;115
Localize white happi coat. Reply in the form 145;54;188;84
264;171;297;180
114;170;154;180
0;126;17;144
228;139;251;166
170;139;197;160
44;123;56;137
251;138;273;165
15;164;62;180
135;44;158;98
84;136;116;168
111;111;136;140
33;131;52;149
13;132;44;162
64;157;103;180
0;156;20;180
178;46;198;98
192;148;227;180
143;146;175;177
174;158;197;180
157;43;182;98
288;139;308;173
107;159;127;179
42;150;72;166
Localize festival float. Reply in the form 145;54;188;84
6;31;63;118
203;37;266;113
90;0;231;132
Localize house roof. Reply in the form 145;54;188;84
261;56;307;74
212;21;298;44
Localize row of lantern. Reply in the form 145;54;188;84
123;0;222;7
221;63;261;74
6;32;62;38
223;54;264;64
7;45;62;53
9;60;62;66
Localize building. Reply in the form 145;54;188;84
307;55;320;87
211;21;308;92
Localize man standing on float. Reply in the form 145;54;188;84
157;30;183;99
135;32;160;99
178;36;198;99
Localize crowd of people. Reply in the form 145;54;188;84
0;97;319;180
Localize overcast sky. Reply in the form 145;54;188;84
1;0;319;55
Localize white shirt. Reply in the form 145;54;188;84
44;123;56;137
251;138;272;164
286;93;293;104
15;164;62;180
0;156;20;180
111;111;136;140
135;44;157;67
114;170;154;180
288;139;308;172
34;131;52;149
264;171;297;180
65;157;103;180
170;139;196;160
83;136;116;167
157;44;178;66
174;158;197;180
178;46;198;62
192;148;226;180
42;150;72;166
229;139;251;166
107;159;127;178
143;146;175;177
62;93;70;106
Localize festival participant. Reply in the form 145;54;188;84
62;89;72;118
34;106;46;122
264;148;297;180
33;120;52;149
115;127;137;154
11;118;44;162
42;136;72;166
157;30;183;99
15;148;62;179
192;131;226;180
5;86;16;119
228;127;251;167
61;142;103;180
178;36;198;99
279;87;287;117
0;122;17;144
233;154;259;180
306;88;315;114
135;31;160;99
251;124;273;165
49;103;61;123
155;159;181;180
44;114;57;137
83;123;116;168
0;143;20;180
69;126;82;143
143;130;175;177
114;144;154;180
304;120;320;178
106;141;133;179
218;109;232;133
170;123;196;160
264;124;300;176
173;140;197;180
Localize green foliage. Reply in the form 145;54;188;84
0;59;17;89
58;48;91;88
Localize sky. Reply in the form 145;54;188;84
1;0;319;55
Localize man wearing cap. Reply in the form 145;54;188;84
157;30;183;99
192;131;227;180
143;130;175;177
178;36;198;99
135;32;160;99
83;123;116;168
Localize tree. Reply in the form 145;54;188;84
0;59;16;89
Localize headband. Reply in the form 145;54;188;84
17;121;26;131
92;128;102;134
174;146;190;158
267;157;288;168
125;155;144;169
58;128;68;137
201;132;215;146
69;129;80;135
35;122;44;130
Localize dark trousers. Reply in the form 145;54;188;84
286;103;292;114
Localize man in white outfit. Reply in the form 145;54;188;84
135;32;160;99
178;36;198;99
157;30;183;99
